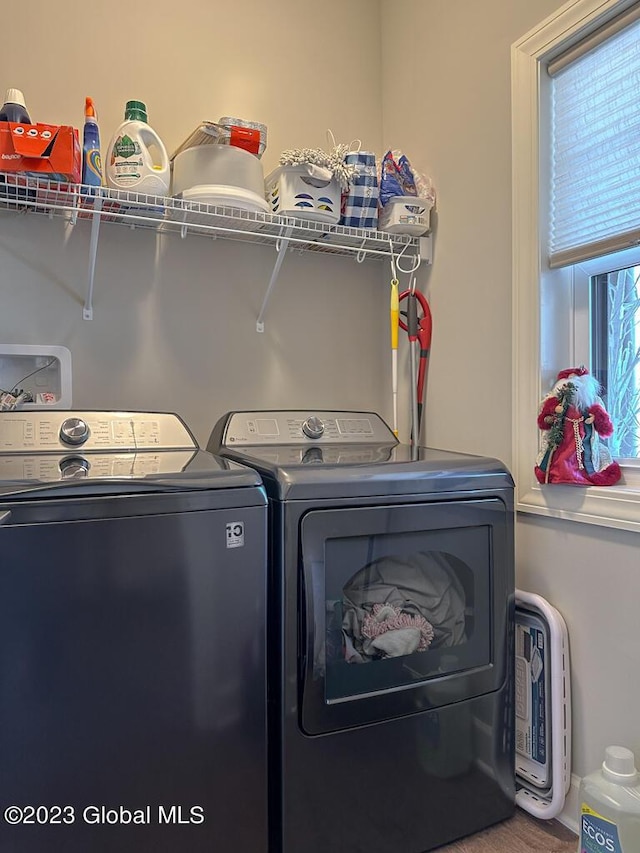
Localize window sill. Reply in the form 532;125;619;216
517;478;640;533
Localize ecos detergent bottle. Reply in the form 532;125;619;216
105;100;170;196
578;746;640;853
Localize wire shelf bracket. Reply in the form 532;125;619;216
83;193;103;320
256;219;295;333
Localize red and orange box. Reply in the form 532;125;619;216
0;121;81;183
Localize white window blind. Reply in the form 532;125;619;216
549;15;640;268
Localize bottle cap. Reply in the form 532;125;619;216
5;88;26;108
124;100;147;122
602;746;638;784
85;96;97;119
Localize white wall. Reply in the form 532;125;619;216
517;516;640;827
381;0;640;829
9;0;382;180
0;0;388;447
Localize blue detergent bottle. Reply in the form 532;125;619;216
82;97;102;187
0;88;31;123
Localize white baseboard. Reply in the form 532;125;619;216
555;773;580;835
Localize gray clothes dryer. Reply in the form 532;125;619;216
209;410;516;853
0;411;268;853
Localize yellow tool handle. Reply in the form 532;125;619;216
390;279;399;349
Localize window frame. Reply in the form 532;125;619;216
512;0;640;533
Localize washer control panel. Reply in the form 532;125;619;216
222;411;397;445
0;411;197;453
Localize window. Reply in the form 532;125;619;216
583;251;640;462
512;0;640;531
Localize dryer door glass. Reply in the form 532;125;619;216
299;498;512;735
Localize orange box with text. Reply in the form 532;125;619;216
0;122;81;183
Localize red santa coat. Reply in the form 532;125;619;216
535;396;621;486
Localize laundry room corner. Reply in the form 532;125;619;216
381;0;640;835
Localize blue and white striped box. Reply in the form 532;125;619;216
340;151;379;230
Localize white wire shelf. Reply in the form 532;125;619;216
0;175;424;257
0;174;431;327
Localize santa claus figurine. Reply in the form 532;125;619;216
535;366;622;486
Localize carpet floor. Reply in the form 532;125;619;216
437;809;577;852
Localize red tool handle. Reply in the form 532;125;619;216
398;289;430;331
399;289;433;432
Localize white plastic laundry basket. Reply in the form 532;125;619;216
265;165;340;224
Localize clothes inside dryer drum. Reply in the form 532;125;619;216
341;552;467;662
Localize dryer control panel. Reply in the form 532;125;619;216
220;411;398;445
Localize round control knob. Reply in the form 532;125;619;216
59;417;90;446
302;416;324;440
59;456;90;479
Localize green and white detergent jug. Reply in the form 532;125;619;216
105;100;169;196
578;746;640;853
